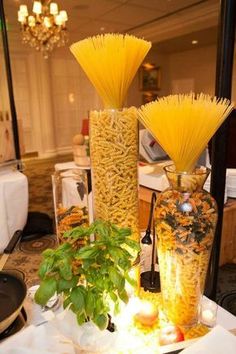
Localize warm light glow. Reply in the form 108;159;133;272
192;40;198;44
202;309;214;321
68;93;75;103
28;15;36;27
18;11;26;23
55;14;63;26
32;1;42;14
142;62;155;70
43;16;51;28
59;10;68;22
50;2;58;15
134;300;158;326
19;5;28;16
17;1;68;59
139;300;156;316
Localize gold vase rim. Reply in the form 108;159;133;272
164;164;211;176
89;107;135;113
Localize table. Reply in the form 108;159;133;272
1;294;234;354
0;170;28;253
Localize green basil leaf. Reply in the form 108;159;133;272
118;257;131;271
57;243;72;252
57;276;78;293
109;267;125;292
59;259;72;280
94;298;104;316
70;286;85;314
118;289;129;304
76;246;99;259
34;278;57;305
83;258;95;270
124;272;137;287
63;296;71;309
42;248;54;258
114;301;120;315
125;238;140;251
77;312;86;325
109;291;118;303
38;257;54;279
118;227;131;237
109;247;124;262
85;291;95;318
93;314;108;330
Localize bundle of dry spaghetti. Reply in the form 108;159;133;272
70;33;151;108
138;93;234;172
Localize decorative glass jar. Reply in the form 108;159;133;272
89;107;139;241
52;168;89;245
155;165;217;327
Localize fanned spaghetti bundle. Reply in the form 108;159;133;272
138;93;234;172
70;33;151;108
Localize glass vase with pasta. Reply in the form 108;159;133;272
70;34;151;242
155;165;217;326
138;93;234;326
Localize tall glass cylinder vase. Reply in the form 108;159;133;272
90;107;139;241
155;165;217;327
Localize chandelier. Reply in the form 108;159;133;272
17;1;68;59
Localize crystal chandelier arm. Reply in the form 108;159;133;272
18;1;68;58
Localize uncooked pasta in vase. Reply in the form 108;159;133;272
70;34;151;241
155;166;217;326
138;94;234;326
90;108;139;240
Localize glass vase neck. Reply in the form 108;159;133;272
164;165;210;193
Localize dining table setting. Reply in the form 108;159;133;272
0;240;236;354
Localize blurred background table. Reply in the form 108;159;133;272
0;168;28;253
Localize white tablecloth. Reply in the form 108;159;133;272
0;297;235;354
0;170;28;253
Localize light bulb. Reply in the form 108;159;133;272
33;1;42;14
50;3;58;15
19;5;28;16
44;17;52;28
59;10;68;22
28;15;36;27
18;11;26;23
55;14;63;26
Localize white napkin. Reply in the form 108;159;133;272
50;310;118;353
181;325;236;354
0;324;75;354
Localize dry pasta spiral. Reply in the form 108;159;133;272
90;107;139;241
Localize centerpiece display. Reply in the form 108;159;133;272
70;34;151;242
35;220;140;330
138;94;234;327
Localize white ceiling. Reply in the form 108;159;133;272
4;0;219;53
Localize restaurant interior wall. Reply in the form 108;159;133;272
5;40;236;158
168;45;217;95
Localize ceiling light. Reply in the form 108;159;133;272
17;0;68;59
192;40;198;45
142;62;155;70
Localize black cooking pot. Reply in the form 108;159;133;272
0;272;27;333
0;230;27;334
